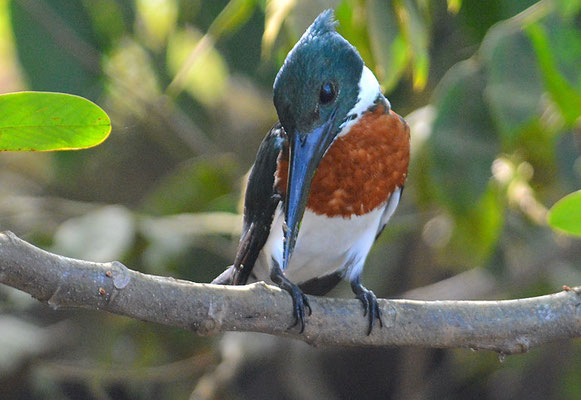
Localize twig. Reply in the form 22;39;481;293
0;231;579;353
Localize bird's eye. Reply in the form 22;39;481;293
319;82;336;104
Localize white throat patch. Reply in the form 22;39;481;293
337;66;387;137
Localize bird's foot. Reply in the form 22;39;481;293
286;283;312;333
271;263;312;333
351;280;383;335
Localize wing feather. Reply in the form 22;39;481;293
231;123;287;285
374;186;403;240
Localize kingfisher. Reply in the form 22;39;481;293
213;10;410;335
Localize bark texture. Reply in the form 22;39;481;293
1;231;579;353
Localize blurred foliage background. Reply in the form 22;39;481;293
0;0;580;399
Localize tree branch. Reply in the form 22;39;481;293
1;231;579;353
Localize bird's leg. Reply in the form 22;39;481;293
270;259;312;333
351;277;383;335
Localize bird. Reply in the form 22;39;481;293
213;9;410;335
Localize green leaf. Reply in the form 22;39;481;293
447;0;462;13
0;92;111;151
208;0;257;38
9;0;103;99
335;0;375;68
400;0;430;90
481;21;543;145
447;183;504;267
555;0;581;18
548;190;581;236
428;60;498;215
166;28;229;106
526;21;581;127
261;0;295;58
366;0;408;92
141;154;239;215
135;0;178;49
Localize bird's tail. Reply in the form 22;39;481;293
211;265;236;285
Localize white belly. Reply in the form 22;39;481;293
255;204;386;284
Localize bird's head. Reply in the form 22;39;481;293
273;10;376;269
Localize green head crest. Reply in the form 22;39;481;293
273;10;364;136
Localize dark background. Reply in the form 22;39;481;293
0;0;580;398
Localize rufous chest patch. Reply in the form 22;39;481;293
276;103;410;218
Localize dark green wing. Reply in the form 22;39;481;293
231;123;287;285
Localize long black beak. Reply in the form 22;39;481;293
283;110;337;270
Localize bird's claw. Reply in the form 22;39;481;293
354;286;383;335
288;285;312;333
270;261;311;333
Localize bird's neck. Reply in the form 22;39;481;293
337;66;387;138
276;101;410;218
